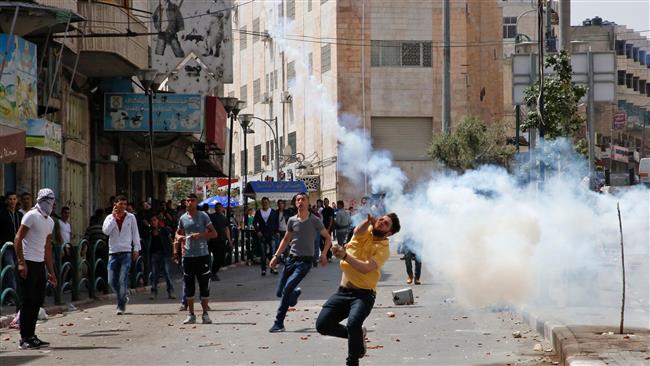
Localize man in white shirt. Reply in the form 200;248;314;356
14;188;57;350
102;195;141;315
59;206;71;244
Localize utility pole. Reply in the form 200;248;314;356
442;0;451;132
558;0;571;53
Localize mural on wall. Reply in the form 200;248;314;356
0;34;37;129
150;0;233;94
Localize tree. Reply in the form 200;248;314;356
522;50;587;139
166;178;193;203
428;116;516;171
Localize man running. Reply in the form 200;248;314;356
316;212;401;366
268;192;333;332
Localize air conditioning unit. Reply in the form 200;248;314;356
261;92;272;104
280;91;292;103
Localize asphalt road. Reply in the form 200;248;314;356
0;252;557;365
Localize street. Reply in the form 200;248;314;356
0;251;556;365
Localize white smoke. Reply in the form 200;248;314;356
264;4;649;327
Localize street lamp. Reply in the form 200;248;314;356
218;97;245;224
135;68;159;208
237;114;281;181
239;115;255;231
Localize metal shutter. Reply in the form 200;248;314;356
371;117;432;161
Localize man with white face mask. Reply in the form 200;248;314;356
13;188;57;349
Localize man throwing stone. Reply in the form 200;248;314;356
268;192;333;332
316;212;400;366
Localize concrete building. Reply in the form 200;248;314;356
225;0;504;203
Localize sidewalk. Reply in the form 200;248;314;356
520;307;650;366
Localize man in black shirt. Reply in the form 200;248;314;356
0;192;23;246
207;203;231;280
321;198;335;261
148;215;175;300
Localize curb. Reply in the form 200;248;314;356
519;308;607;366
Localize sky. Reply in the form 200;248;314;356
571;0;650;35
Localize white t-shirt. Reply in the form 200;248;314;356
21;209;55;262
260;208;271;222
59;219;71;244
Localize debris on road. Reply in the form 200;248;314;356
386;312;396;318
533;343;543;352
512;331;522;338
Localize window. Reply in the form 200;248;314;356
288;132;296;157
240;150;247;175
273;70;278;90
633;76;639;91
308;52;313;75
253;18;260;42
278;0;284;18
321;44;331;73
287;0;295;20
287;61;296;83
626;73;633;88
265;73;270;94
371;41;431;67
503;17;517;39
617;70;626;85
639;80;646;95
308;0;312;12
240;84;248;108
254;144;262;173
240;26;247;50
266;140;275;164
615;40;626;56
253;79;261;103
66;93;86;139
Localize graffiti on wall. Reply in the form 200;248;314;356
150;0;233;93
0;34;37;129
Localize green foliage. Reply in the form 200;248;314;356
166;178;193;203
522;50;587;139
574;138;588;157
428;116;516;171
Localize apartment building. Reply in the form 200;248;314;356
226;0;503;202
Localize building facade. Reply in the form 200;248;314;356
225;0;504;203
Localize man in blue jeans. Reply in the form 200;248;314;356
268;192;333;332
102;195;141;315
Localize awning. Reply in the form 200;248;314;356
0;2;85;36
0;125;25;163
198;195;240;208
244;181;308;201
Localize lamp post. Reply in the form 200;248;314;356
239;115;254;231
135;69;159;208
238;114;281;181
218;97;244;223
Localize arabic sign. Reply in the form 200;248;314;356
150;0;233;93
26;118;62;154
0;34;37;129
103;93;203;133
613;111;627;130
0;126;25;163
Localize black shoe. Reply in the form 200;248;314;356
19;337;41;350
211;273;220;281
261;270;266;276
32;336;50;348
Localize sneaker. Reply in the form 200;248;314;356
32;336;50;348
414;278;421;285
270;268;278;275
261;270;266;276
116;308;124;315
406;276;413;285
269;323;285;333
168;293;177;300
361;326;368;357
19;338;40;350
183;314;196;324
201;312;212;324
178;304;188;312
289;287;302;307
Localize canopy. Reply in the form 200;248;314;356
243;181;308;201
198;195;240;208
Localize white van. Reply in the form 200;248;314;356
640;158;650;186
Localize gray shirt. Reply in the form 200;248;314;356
287;214;324;257
179;211;211;257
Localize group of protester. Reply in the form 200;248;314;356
5;188;403;366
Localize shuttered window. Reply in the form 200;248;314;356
371;117;433;160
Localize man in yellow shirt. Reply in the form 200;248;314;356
316;212;401;366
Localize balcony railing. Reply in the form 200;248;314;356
77;1;148;72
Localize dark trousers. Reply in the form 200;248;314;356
18;261;46;340
274;258;311;325
404;251;422;279
316;287;376;364
150;252;173;295
182;255;211;300
208;238;227;274
257;235;273;271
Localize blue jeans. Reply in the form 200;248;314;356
108;252;132;309
274;258;312;326
150;252;173;295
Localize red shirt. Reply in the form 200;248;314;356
115;214;126;231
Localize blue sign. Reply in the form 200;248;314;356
104;93;203;133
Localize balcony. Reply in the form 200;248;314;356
76;1;148;77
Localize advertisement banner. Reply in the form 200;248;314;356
0;126;25;163
612;111;627;130
26;118;62;154
0;34;37;129
150;0;233;93
104;93;203;133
